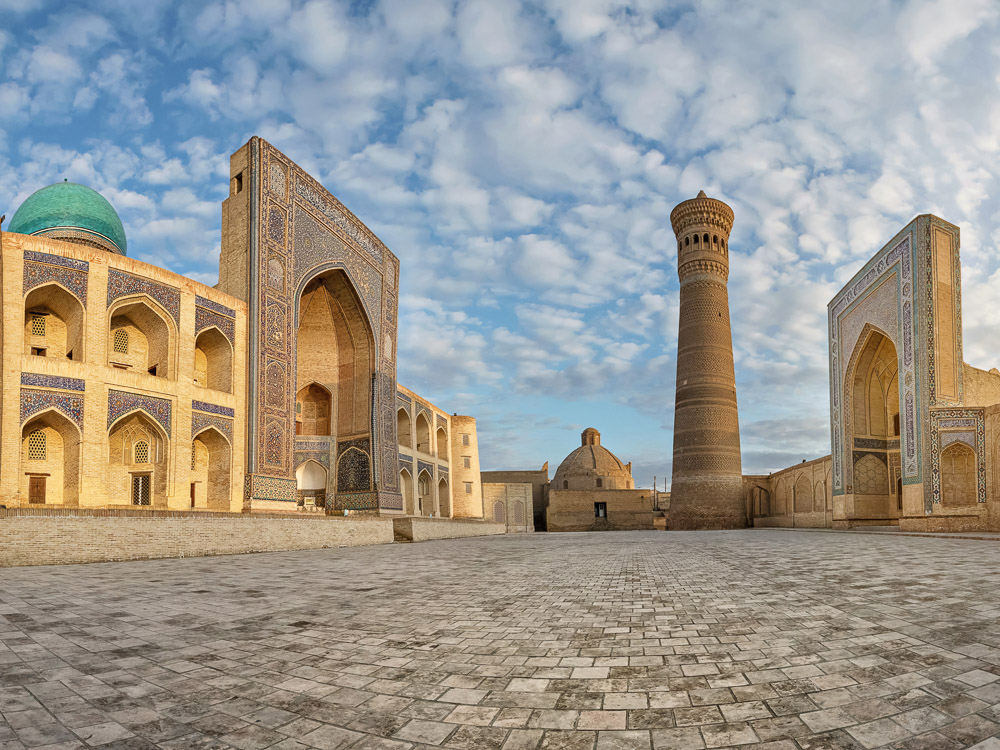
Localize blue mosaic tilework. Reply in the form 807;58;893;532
398;453;413;463
192;400;235;417
295;451;331;468
439;466;449;476
108;389;171;436
20;373;85;392
195;296;235;318
21;388;84;430
295;177;384;265
24;251;89;272
295;437;331;451
24;258;88;304
417;460;433;477
247;474;297;502
192;412;234;444
333;491;379;510
195;306;235;347
379;491;403;511
107;269;180;326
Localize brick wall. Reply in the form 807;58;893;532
0;510;393;566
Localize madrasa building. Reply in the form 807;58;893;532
1;137;483;519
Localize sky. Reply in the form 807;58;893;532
1;0;999;488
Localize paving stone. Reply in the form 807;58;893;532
3;532;1000;749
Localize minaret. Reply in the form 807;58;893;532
668;191;745;529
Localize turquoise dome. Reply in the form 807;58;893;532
8;182;127;255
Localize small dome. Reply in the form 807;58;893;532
552;427;635;491
8;182;127;255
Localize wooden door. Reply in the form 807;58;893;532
190;483;196;509
28;476;45;504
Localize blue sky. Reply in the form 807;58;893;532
2;0;999;487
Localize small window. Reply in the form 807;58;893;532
693;234;699;244
28;430;46;461
893;414;900;436
233;173;243;194
30;347;46;357
461;434;470;446
147;365;157;376
191;447;197;471
134;440;149;464
464;482;472;494
703;233;709;243
713;235;718;245
685;236;690;246
563;480;568;489
594;502;607;518
132;474;150;505
113;329;129;354
31;315;46;337
596;478;603;488
463;456;471;468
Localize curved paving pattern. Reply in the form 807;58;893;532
2;530;1000;749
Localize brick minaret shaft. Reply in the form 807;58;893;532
668;191;745;529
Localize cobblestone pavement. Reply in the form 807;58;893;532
3;530;1000;750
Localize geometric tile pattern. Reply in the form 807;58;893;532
107;389;171;436
4;531;1000;749
191;412;233;444
107;269;181;326
191;400;235;417
23;251;89;304
930;408;987;504
20;387;84;430
20;372;86;391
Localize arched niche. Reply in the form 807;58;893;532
295;269;374;447
415;413;431;454
941;442;977;507
296;383;332;436
398;408;412;449
108;412;169;506
109;298;175;379
24;284;85;361
296;459;328;508
194;327;233;393
21;409;82;506
192;427;232;510
399;467;414;514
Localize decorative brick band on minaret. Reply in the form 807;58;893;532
668;191;745;529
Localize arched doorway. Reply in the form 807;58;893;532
493;500;506;525
435;426;448;458
399;467;414;514
847;328;899;519
108;413;169;506
438;478;450;518
24;284;85;361
192;428;232;510
296;460;328;508
296;270;375;496
21;410;82;506
194;327;233;393
418;471;432;515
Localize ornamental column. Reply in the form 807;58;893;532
668;191;745;529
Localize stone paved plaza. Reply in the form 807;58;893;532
3;531;1000;750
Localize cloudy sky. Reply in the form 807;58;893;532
2;0;998;487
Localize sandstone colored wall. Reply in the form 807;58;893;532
962;363;1000;408
481;466;549;529
546;489;653;532
482;482;534;532
749;456;832;529
392;516;505;542
0;510;393;567
3;232;248;512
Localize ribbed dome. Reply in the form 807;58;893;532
552;428;634;491
8;182;127;256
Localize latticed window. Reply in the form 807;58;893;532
27;430;46;461
462;434;470;446
31;315;46;337
113;329;129;354
132;475;150;505
134;440;149;464
191;446;197;471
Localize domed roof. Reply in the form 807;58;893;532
8;182;127;255
552;428;635;491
